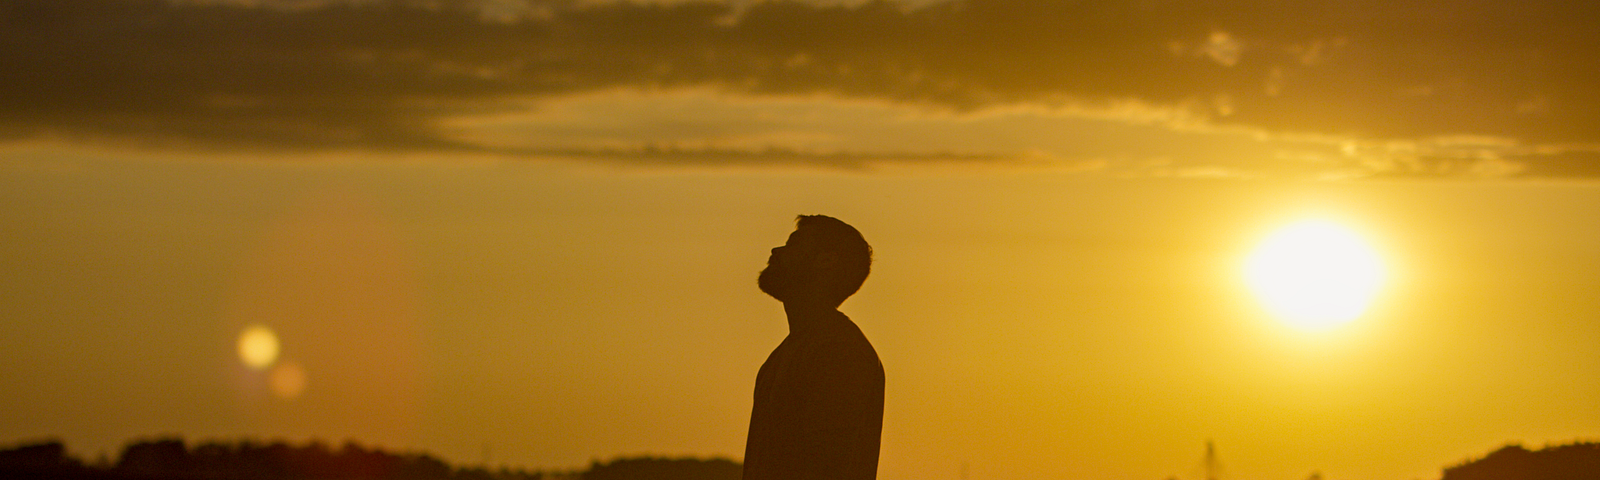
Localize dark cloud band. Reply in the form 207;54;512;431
4;0;1598;174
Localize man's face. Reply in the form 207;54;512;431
758;230;813;301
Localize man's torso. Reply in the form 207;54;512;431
743;313;884;480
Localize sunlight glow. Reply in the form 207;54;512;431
1245;220;1385;331
237;324;280;370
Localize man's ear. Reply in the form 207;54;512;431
813;250;842;274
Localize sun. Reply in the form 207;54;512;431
1244;220;1385;331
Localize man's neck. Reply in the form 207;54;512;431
783;301;843;334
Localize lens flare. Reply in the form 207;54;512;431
269;361;308;399
1244;220;1385;331
237;324;280;370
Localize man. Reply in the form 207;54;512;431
743;215;884;480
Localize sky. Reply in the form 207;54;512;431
4;1;1600;480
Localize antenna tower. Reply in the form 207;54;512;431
1203;440;1222;480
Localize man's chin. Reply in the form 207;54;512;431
757;269;788;300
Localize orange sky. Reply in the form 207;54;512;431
5;155;1600;480
4;1;1600;480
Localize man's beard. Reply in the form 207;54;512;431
758;263;794;301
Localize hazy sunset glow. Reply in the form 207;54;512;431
4;1;1600;480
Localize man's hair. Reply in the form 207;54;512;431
795;215;873;303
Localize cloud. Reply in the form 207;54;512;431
1359;143;1600;180
4;0;1600;175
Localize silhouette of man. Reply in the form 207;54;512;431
743;215;884;480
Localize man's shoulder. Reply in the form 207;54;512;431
806;314;875;347
803;320;882;373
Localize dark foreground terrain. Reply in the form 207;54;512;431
0;438;739;480
1441;442;1600;480
4;437;1600;480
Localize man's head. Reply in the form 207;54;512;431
758;215;873;307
